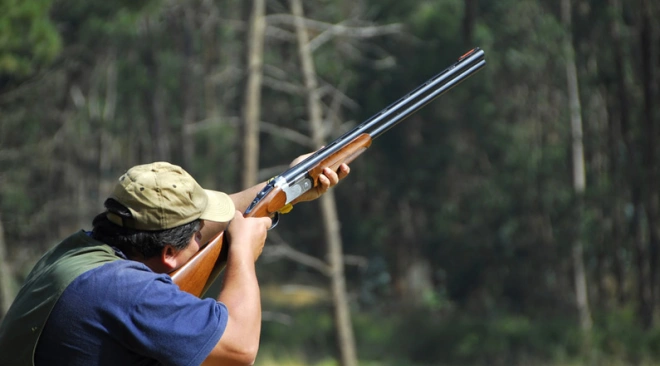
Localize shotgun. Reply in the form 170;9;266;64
171;47;486;297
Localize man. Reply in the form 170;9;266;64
0;157;349;366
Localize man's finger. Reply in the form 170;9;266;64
318;174;330;188
338;164;350;180
323;167;340;185
261;216;273;230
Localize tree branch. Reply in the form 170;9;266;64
262;232;368;274
259;121;315;148
265;14;403;51
263;233;332;276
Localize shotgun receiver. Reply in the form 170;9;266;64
171;47;486;297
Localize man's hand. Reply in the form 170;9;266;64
288;151;351;203
225;211;271;261
227;150;351;214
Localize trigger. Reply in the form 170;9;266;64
269;212;280;230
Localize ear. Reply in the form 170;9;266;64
161;245;180;272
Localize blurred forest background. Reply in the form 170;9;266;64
1;0;660;365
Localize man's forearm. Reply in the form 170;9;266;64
219;252;261;332
200;183;267;244
210;250;261;364
229;183;267;213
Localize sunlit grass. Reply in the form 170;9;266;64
255;299;660;366
255;355;660;366
261;283;330;308
254;349;335;366
256;353;392;366
255;347;392;366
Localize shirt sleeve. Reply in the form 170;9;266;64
111;269;228;366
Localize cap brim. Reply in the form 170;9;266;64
201;190;236;223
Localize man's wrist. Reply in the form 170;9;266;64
227;243;258;262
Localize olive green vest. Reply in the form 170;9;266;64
0;231;121;366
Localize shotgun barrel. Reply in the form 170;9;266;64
245;47;486;219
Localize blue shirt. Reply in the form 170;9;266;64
34;260;228;366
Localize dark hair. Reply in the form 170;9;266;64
91;199;201;259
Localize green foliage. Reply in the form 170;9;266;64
591;308;660;363
0;170;35;215
50;0;155;42
0;0;61;77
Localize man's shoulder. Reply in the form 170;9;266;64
66;259;177;307
73;256;157;280
78;259;168;287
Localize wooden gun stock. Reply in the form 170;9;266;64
170;232;227;297
171;48;486;298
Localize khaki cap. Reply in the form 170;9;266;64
107;162;235;230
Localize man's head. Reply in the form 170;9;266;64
108;162;235;230
92;162;235;272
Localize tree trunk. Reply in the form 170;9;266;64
609;0;652;327
203;4;219;122
143;19;170;162
290;1;358;365
462;0;476;46
201;4;221;171
632;193;651;327
395;198;433;307
604;82;627;305
98;51;117;207
561;0;593;333
640;0;659;320
180;6;196;167
241;0;266;189
0;214;13;319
